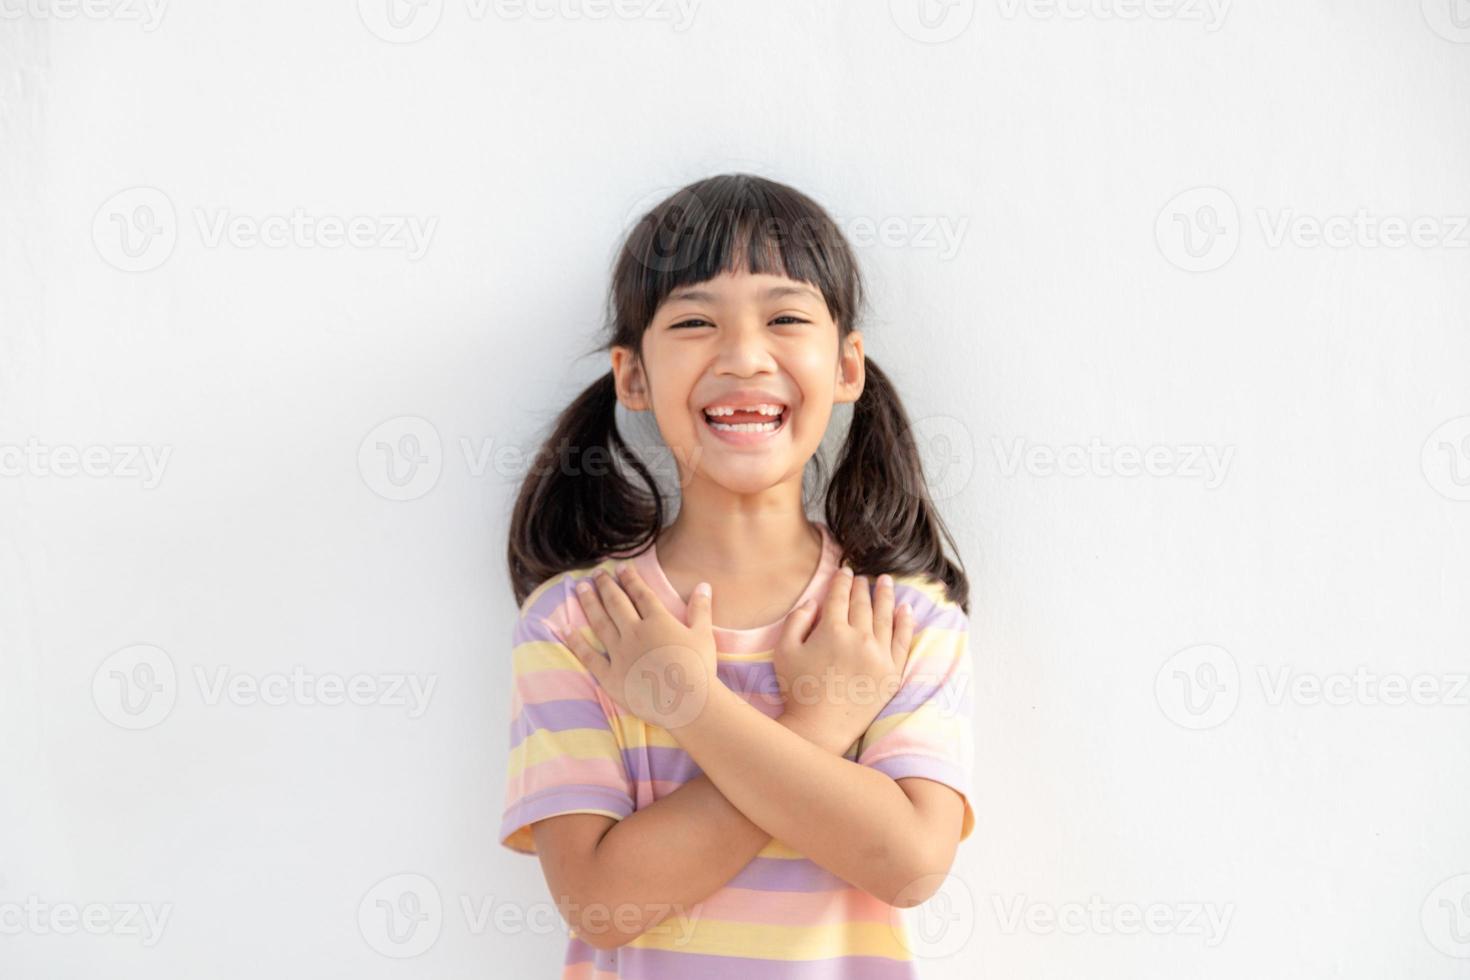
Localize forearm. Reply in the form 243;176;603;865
578;716;841;948
668;685;926;906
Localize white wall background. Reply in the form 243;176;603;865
3;1;1469;977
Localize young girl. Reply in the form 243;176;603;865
500;174;975;978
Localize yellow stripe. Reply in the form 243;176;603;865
624;916;910;961
892;572;957;608
755;838;810;860
505;727;624;779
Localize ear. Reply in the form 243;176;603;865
610;345;653;411
834;330;866;406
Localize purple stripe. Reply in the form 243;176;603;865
893;584;967;634
718;661;781;698
516;577;574;643
620;745;701;786
499;784;634;846
725;856;849;893
871;663;973;724
508;697;609;750
603;946;918;979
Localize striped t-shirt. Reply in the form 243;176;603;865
499;522;976;978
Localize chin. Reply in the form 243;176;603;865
701;463;793;496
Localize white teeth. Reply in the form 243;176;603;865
708;419;780;433
703;403;785;417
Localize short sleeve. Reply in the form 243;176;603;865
499;574;636;855
857;583;976;842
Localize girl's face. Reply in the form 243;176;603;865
612;269;865;498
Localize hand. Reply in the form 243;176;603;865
773;567;915;752
555;563;719;730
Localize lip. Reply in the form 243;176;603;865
699;389;791;412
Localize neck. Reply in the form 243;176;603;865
659;479;820;576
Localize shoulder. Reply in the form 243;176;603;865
889;571;969;633
512;556;626;641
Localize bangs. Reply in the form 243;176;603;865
615;175;860;336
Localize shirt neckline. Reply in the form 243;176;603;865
628;521;842;647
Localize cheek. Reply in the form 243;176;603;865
787;346;840;401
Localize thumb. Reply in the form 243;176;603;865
686;581;713;633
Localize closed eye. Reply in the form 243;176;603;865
670;316;811;329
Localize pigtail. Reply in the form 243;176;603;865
823;357;971;614
506;370;663;607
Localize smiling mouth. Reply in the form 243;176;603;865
700;406;788;437
702;411;787;431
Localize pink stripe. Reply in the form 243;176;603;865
516;667;602;704
861;726;949;760
511;754;628;793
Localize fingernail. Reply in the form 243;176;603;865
878;574;892;588
842;566;854;577
576;581;592;594
694;582;711;598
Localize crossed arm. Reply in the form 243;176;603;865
532;675;965;950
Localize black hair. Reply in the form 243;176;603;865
507;173;969;613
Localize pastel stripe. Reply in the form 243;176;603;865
500;531;975;977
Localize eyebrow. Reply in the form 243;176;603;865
667;284;823;303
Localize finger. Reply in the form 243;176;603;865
685;581;713;634
574;575;619;641
891;602;915;672
615;562;664;620
872;574;895;649
550;619;609;687
778;596;820;648
824;565;853;627
849;573;873;635
592;567;640;628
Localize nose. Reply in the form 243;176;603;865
712;317;777;375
